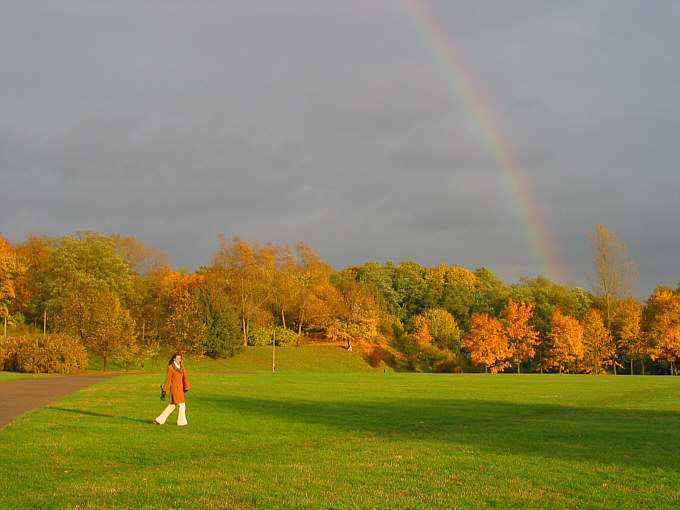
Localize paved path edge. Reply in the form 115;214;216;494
0;374;121;430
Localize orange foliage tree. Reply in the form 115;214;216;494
503;299;539;373
461;312;510;373
545;308;584;373
580;308;616;374
614;297;646;374
645;287;680;374
0;234;16;325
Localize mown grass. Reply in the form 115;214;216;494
0;372;43;382
1;373;679;509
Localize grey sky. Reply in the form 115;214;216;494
1;1;678;298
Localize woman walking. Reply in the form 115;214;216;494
154;353;190;426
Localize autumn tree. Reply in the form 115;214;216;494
0;234;16;329
112;234;168;275
461;312;510;373
325;281;380;352
644;287;680;374
503;299;539;373
292;241;332;339
614;297;646;374
545;308;584;373
132;265;180;369
11;235;51;324
163;273;207;354
212;236;275;346
580;308;616;374
587;224;638;329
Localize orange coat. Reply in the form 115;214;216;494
163;363;190;404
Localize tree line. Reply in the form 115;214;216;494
0;228;678;374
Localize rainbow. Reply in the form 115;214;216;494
398;0;564;283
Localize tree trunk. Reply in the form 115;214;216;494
281;308;286;330
630;359;634;375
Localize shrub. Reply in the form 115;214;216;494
248;327;273;347
0;334;87;374
274;327;299;347
248;326;300;347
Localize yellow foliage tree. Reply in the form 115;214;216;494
411;316;433;349
326;282;379;351
461;312;511;373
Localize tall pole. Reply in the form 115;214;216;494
272;330;276;373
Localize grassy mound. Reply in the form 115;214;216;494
86;345;386;374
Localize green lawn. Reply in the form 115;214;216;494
1;373;678;509
0;372;43;382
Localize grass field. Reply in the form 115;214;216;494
1;371;678;509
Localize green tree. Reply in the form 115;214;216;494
419;308;461;353
195;277;242;358
37;231;134;324
56;276;136;371
390;261;431;321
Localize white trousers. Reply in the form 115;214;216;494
155;403;187;426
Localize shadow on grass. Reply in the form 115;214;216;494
193;393;680;472
46;406;150;424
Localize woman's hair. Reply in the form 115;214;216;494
168;353;181;366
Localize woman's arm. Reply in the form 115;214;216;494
182;369;189;392
163;365;173;392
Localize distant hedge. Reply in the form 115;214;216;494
0;334;87;374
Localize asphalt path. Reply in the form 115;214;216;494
0;374;120;430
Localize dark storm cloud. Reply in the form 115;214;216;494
1;1;678;296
